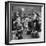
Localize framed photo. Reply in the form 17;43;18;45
5;1;45;45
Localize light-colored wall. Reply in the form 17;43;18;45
0;0;46;46
45;4;46;41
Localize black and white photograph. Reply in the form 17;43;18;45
5;1;45;44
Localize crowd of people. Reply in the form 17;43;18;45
12;8;41;40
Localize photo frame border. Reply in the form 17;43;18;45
5;1;45;45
